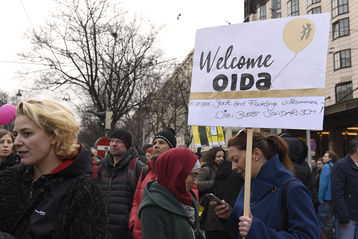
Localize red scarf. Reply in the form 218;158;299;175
156;147;198;206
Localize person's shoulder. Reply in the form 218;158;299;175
201;165;211;171
70;173;99;191
0;164;26;178
134;157;144;168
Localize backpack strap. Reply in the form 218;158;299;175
128;157;138;189
281;179;298;231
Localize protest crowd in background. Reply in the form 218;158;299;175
0;99;357;239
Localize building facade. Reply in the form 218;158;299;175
244;0;358;158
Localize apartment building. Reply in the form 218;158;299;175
244;0;358;157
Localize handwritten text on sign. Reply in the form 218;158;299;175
188;14;330;130
189;96;324;130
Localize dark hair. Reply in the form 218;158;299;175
142;144;153;152
0;129;14;142
348;137;358;155
228;131;294;174
325;151;338;163
203;147;225;170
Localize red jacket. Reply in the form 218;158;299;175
129;165;156;239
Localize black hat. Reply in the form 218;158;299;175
153;128;176;148
110;128;132;149
282;136;308;164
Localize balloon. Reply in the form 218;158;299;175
0;104;16;125
283;18;315;54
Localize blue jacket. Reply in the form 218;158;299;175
318;162;333;202
332;155;358;224
222;155;319;239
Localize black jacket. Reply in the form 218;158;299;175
0;146;110;239
0;153;20;170
215;160;244;207
97;147;144;239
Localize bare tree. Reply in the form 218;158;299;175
124;52;194;147
0;91;8;106
21;0;165;130
77;110;104;147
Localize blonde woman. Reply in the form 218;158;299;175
0;99;109;239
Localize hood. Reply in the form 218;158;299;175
156;147;198;206
50;144;92;177
215;160;233;179
282;137;307;164
138;180;190;219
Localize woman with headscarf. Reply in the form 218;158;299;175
0;99;109;239
129;128;177;239
211;130;319;238
0;129;20;170
138;147;204;239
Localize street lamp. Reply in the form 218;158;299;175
16;90;22;97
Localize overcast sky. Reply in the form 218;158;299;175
0;0;244;98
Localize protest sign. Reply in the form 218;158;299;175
188;13;330;130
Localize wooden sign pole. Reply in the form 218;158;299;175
243;128;253;239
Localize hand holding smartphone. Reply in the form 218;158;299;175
205;193;223;205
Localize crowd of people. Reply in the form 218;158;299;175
0;98;357;239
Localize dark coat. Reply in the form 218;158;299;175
332;155;358;224
0;153;20;170
138;180;204;239
197;165;215;197
0;146;110;239
215;160;244;207
97;147;144;239
282;136;317;204
222;155;319;239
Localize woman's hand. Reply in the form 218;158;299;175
238;215;252;237
210;200;231;220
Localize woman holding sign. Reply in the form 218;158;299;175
211;130;319;238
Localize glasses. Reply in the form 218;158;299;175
190;172;199;179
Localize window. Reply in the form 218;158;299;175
332;0;348;18
277;0;281;9
335;82;352;103
333;18;349;39
258;5;266;20
307;6;321;14
334;49;351;70
277;12;282;18
307;0;320;7
288;0;299;16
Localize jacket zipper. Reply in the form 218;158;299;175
29;181;34;199
105;176;113;211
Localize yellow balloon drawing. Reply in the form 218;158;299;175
283;18;315;54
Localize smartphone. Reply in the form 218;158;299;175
205;193;223;205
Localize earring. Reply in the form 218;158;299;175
255;157;259;161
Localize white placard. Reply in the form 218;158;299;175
188;14;330;130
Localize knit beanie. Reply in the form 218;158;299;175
110;128;132;149
153;128;177;148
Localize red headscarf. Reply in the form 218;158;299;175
156;147;198;206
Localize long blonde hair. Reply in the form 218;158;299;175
16;99;80;159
